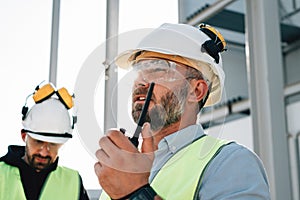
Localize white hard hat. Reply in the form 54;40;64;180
115;23;226;106
22;98;73;144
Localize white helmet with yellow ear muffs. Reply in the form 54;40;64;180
22;83;76;144
115;23;227;107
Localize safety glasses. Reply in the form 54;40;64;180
33;83;73;109
26;134;62;152
132;59;189;83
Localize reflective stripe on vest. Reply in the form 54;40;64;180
99;190;110;200
150;135;229;200
0;162;80;200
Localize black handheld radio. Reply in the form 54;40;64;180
121;82;155;147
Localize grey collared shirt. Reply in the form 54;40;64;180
149;124;270;199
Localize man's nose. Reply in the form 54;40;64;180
39;143;50;155
134;79;150;88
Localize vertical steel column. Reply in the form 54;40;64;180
245;0;292;199
104;0;119;131
49;0;60;85
288;133;300;200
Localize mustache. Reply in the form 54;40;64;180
133;87;148;96
133;87;156;101
33;154;51;160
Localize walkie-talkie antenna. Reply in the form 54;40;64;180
129;82;155;147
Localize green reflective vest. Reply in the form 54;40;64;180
100;135;229;200
151;135;229;199
0;162;80;200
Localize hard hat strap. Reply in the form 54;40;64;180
22;129;73;138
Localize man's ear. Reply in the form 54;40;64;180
188;79;209;103
21;130;27;142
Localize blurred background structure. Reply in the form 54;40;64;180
1;0;300;199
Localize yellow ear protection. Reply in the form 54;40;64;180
22;83;77;128
32;83;74;109
198;23;227;64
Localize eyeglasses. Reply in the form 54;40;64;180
133;59;190;83
33;83;73;109
26;135;62;152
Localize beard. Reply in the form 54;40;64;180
132;82;189;132
25;145;52;172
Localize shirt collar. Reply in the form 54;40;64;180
157;124;206;153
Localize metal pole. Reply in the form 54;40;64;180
245;0;292;199
288;133;300;200
49;0;60;85
104;0;119;131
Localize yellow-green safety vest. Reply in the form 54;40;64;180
99;135;230;200
0;162;80;200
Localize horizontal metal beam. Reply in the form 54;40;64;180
200;81;300;124
283;38;300;54
186;0;238;25
285;81;300;97
281;7;300;21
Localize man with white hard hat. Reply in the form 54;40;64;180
95;23;270;199
0;83;89;200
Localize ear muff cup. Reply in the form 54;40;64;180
199;23;226;64
56;87;73;109
33;84;55;103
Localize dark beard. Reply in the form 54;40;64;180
132;83;189;132
25;146;51;171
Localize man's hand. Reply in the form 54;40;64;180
94;123;155;199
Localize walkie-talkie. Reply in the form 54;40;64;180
120;82;155;148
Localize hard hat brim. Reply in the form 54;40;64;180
27;132;70;144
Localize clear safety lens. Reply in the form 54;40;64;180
132;59;187;83
27;135;62;152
